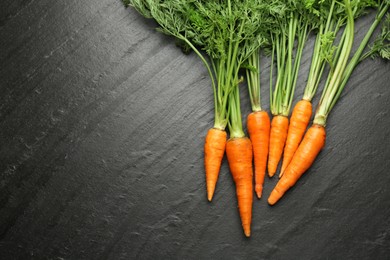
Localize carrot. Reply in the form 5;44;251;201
226;137;253;237
245;50;271;199
268;115;289;177
247;111;270;198
226;84;253;237
280;99;312;177
204;128;227;201
268;124;326;205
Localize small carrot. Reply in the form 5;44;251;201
226;137;253;237
204;128;227;201
268;115;289;177
247;111;270;198
280;99;312;177
268;124;326;205
245;50;271;199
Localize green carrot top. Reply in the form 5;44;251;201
269;0;314;117
127;0;282;131
314;0;390;126
302;0;381;102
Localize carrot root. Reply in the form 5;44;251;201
280;100;312;177
226;137;253;237
268;124;326;205
204;128;227;201
247;111;270;199
268;115;289;177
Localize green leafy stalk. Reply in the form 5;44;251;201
314;0;355;126
246;49;262;112
288;18;309;113
270;4;311;117
245;3;285;113
228;80;245;138
302;0;379;101
331;2;390;111
360;9;390;61
303;0;341;101
313;0;389;125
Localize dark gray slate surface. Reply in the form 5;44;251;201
1;0;390;259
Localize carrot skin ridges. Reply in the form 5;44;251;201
226;137;253;237
247;111;271;199
280;100;312;177
268;115;289;177
268;124;326;205
204;128;227;202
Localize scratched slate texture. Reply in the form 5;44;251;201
1;0;390;259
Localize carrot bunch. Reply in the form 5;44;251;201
127;0;284;236
269;0;390;204
125;0;390;237
281;0;380;177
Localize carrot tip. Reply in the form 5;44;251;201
207;182;216;202
207;191;214;202
244;229;251;237
268;191;281;205
268;197;276;206
255;185;263;199
268;171;275;178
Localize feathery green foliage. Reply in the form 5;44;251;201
269;0;313;116
245;2;286;112
314;0;390;125
127;0;284;137
362;14;390;59
301;0;380;102
125;0;389;130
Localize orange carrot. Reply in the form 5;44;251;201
204;128;227;201
268;115;289;177
247;111;270;199
226;137;253;237
268;124;326;205
280;99;312;177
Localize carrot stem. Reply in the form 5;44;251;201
314;0;355;126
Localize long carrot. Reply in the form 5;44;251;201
226;137;253;237
246;50;271;198
268;124;326;205
204;128;227;201
247;111;270;198
280;99;312;176
227;82;253;237
267;115;288;177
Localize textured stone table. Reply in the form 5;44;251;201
1;1;390;259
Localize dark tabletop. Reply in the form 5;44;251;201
1;0;390;259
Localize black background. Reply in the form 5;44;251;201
1;0;390;259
